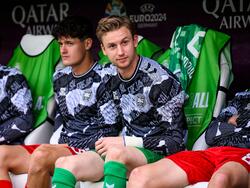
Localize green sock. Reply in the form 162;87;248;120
103;161;127;188
52;168;76;188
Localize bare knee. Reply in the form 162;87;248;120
55;156;76;172
55;155;91;179
210;172;230;188
55;156;79;178
106;146;128;164
28;145;52;174
128;167;151;188
209;162;249;188
56;152;104;181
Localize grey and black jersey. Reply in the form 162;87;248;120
0;65;33;144
53;63;121;150
206;91;250;148
110;56;186;155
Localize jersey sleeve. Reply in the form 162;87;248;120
0;114;33;144
0;73;33;144
144;77;186;155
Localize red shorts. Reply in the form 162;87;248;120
21;145;85;155
167;146;250;184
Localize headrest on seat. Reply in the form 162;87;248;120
20;34;55;56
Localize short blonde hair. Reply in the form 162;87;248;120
96;15;135;44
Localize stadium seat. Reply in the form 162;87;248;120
159;25;233;187
8;34;61;136
191;46;233;151
164;24;233;150
184;38;233;188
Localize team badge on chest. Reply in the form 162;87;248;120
83;89;92;101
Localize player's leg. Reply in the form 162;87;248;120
52;151;104;188
208;161;249;188
128;158;189;188
26;144;72;188
128;149;217;188
103;146;158;188
0;145;33;187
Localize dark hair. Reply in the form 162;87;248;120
52;16;94;40
96;15;135;44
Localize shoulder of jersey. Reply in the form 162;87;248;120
0;66;22;76
53;66;71;80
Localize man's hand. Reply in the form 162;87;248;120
228;115;239;126
95;137;124;157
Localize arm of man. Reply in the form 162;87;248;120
139;76;186;156
0;113;33;144
205;92;250;147
0;73;33;144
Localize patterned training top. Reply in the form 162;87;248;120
109;56;186;155
53;63;121;150
0;65;33;144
